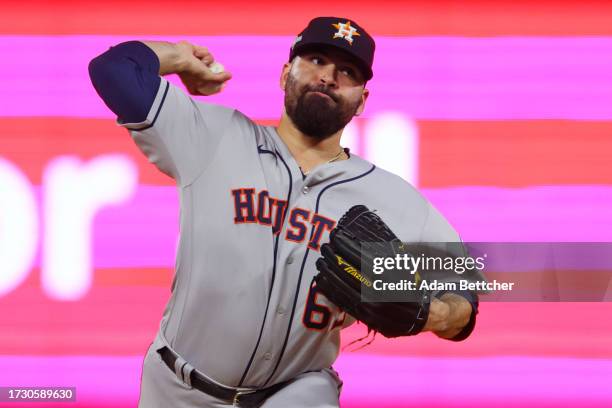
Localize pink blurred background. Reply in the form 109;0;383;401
1;1;611;407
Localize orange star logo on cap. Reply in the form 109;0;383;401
332;21;361;45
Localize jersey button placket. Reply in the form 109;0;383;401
302;185;310;194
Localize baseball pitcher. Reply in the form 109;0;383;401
89;16;479;408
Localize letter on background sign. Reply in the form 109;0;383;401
42;155;137;301
0;158;38;297
364;113;419;186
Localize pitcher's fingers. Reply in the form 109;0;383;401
201;55;214;65
208;71;232;83
193;45;210;58
198;50;214;62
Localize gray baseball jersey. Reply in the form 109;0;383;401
119;78;461;390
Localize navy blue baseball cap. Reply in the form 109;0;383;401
289;17;375;80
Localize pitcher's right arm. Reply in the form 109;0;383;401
88;40;234;186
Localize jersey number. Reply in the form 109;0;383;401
302;281;345;330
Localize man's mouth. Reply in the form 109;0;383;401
307;90;336;102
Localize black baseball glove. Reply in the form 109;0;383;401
314;205;431;338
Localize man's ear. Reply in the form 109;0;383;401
355;87;370;116
280;62;291;91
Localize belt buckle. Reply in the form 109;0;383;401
232;389;255;407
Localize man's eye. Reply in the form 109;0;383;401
340;68;355;77
311;56;321;64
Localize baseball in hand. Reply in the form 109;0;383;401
209;61;225;74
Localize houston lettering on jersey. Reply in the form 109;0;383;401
231;188;335;250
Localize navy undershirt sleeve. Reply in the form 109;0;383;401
88;41;162;124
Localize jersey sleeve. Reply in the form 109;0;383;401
88;40;234;186
418;203;461;243
89;41;161;125
117;78;235;186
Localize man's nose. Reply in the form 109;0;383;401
317;64;338;88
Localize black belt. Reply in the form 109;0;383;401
158;346;288;408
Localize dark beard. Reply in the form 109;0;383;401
284;74;361;140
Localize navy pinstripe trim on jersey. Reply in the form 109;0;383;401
263;164;377;387
257;145;276;156
123;80;170;131
238;148;293;387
